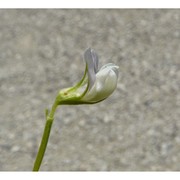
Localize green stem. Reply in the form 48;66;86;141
33;98;58;171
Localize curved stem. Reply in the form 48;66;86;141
33;98;58;171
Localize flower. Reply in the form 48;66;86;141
58;48;119;105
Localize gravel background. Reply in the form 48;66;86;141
0;9;180;171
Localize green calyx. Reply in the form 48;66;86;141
56;65;90;105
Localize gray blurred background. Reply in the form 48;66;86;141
0;9;180;171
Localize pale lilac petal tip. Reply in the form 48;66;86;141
91;49;99;73
84;48;99;89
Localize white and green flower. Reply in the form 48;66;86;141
58;48;119;104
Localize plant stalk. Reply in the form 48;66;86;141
33;99;58;171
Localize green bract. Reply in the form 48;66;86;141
57;48;119;105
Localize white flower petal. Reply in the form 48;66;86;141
82;64;119;102
100;63;119;77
